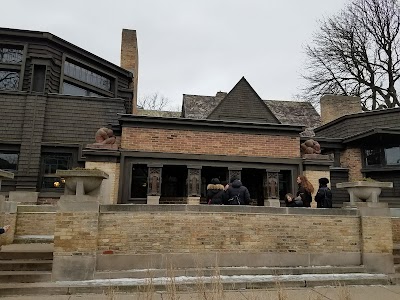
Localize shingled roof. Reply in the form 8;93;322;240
181;78;321;136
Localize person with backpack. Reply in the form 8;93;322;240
315;177;333;208
225;177;250;205
206;178;225;204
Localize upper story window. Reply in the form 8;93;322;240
364;145;400;167
0;47;23;64
40;153;72;190
64;61;111;91
0;45;24;91
62;58;115;98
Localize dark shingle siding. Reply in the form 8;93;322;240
0;93;26;141
315;108;400;138
42;95;125;145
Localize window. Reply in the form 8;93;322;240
40;153;72;189
63;82;101;97
62;58;114;98
31;65;46;92
0;45;24;91
130;164;148;199
0;151;18;172
385;146;400;165
364;145;400;167
64;61;111;91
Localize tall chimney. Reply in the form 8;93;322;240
120;29;138;114
320;95;362;125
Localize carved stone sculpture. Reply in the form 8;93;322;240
95;127;116;145
300;139;321;155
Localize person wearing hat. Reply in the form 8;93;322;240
315;177;333;208
206;178;225;204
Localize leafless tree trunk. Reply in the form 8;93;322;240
302;0;400;110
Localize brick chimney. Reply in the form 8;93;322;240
320;95;362;125
120;29;138;114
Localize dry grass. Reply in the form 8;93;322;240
103;265;354;300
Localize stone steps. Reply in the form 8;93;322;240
0;243;53;283
0;273;391;296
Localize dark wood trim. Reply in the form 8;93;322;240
0;28;132;77
119;115;305;136
119;150;303;165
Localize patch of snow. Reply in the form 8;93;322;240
56;273;388;287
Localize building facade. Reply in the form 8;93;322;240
0;27;137;198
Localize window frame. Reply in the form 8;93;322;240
363;144;400;168
60;54;117;98
0;42;27;92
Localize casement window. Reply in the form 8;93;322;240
0;45;24;91
364;146;400;167
61;57;116;98
40;153;72;190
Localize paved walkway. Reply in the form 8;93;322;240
1;285;400;300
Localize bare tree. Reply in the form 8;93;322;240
137;92;169;111
302;0;400;110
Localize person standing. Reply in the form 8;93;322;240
225;177;251;205
206;178;225;204
315;177;333;208
295;175;314;207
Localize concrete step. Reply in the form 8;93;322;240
0;271;52;283
13;235;54;244
0;251;53;261
95;265;367;279
0;260;52;271
0;273;391;296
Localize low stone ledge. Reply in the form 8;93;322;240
100;204;359;216
17;205;57;213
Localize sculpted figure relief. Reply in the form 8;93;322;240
95;127;116;145
300;139;321;155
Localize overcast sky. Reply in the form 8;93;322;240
4;0;348;110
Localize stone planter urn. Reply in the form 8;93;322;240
56;169;109;196
336;181;393;205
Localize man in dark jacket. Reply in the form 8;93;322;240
225;177;251;205
206;178;225;204
315;177;333;208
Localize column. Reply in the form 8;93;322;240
187;166;201;205
147;165;162;204
264;170;280;207
358;203;394;274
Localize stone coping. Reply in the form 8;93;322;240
56;169;109;179
0;169;14;179
337;181;393;188
100;204;359;216
17;205;57;213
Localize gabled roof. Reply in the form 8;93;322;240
181;94;224;119
207;77;280;123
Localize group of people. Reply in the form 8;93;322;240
285;175;333;208
206;177;251;205
206;175;333;208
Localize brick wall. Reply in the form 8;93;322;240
97;211;360;254
54;212;99;255
15;212;56;236
122;127;300;158
340;148;363;181
362;216;393;253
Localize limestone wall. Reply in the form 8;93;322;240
15;206;56;236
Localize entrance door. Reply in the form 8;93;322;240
241;168;264;206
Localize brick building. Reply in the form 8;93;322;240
1;27;399;207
